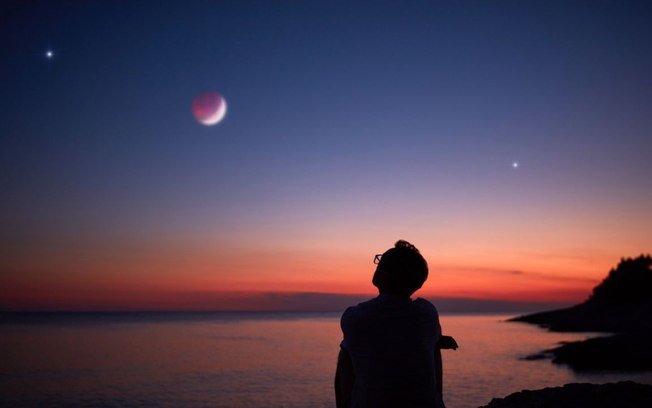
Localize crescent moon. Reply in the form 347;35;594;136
200;100;227;125
192;92;227;126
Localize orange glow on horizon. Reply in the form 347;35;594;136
0;247;607;311
0;220;647;311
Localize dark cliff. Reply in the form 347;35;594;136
510;255;652;371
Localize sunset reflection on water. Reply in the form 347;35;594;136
2;312;652;408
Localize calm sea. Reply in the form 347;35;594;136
2;311;652;408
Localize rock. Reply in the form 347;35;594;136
478;381;652;408
550;334;652;371
510;302;652;334
508;255;652;371
512;255;652;333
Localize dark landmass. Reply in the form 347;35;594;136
478;381;652;408
511;255;652;371
550;334;652;371
510;301;652;333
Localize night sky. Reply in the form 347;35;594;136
2;1;651;311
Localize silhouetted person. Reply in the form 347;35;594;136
335;240;457;408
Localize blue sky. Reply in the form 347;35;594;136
1;1;651;310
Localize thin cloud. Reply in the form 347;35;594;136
435;265;597;283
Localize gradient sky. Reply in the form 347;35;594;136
1;0;651;311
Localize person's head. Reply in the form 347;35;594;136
372;240;429;296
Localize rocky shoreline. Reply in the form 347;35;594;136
511;302;652;371
510;255;652;372
478;381;652;408
481;256;652;407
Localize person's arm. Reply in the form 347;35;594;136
437;335;458;350
435;335;458;397
335;348;354;408
435;347;443;396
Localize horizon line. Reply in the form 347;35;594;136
0;292;576;314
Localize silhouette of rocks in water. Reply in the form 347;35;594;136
478;381;652;408
511;255;652;371
550;333;652;371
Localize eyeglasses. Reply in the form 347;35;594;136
373;254;382;264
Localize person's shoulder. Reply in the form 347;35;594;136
412;297;439;316
341;297;379;321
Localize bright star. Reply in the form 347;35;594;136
512;162;519;169
45;50;54;59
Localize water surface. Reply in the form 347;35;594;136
2;312;651;407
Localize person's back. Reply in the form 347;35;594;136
341;295;441;407
335;240;447;408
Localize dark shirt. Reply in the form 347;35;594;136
340;294;443;408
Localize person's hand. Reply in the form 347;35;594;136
437;335;458;350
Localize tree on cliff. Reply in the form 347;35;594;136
588;254;652;304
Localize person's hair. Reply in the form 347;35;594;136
372;240;429;296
